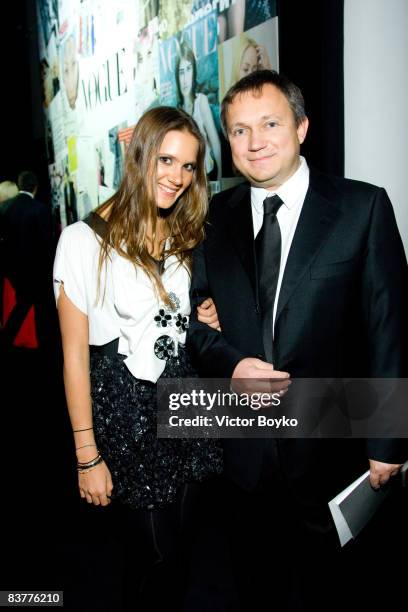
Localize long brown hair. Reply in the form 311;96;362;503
96;106;208;304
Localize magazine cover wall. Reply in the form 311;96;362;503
37;0;278;227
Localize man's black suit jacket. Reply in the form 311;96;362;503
1;192;52;294
188;169;408;501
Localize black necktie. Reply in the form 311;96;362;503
255;194;283;363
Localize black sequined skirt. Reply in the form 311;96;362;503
90;348;223;510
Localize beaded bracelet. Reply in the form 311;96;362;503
77;455;101;469
77;456;103;472
77;453;100;466
77;459;104;475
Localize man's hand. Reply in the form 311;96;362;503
368;459;402;489
197;298;221;331
232;357;291;395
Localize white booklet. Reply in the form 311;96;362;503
329;460;408;547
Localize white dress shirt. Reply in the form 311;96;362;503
251;156;310;332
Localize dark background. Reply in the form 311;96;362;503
0;2;50;201
1;2;406;610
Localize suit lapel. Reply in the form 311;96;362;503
226;182;258;296
275;181;342;324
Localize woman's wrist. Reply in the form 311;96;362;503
73;425;96;448
75;444;98;462
77;453;103;474
75;443;97;451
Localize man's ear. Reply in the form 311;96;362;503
297;117;309;145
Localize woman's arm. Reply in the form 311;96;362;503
199;94;222;180
57;285;113;506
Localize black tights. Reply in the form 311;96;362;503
112;483;198;612
65;479;230;612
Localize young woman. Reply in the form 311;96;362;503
175;41;222;181
53;106;222;609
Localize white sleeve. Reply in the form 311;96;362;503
53;225;89;315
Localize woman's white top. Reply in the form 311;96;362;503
53;221;191;383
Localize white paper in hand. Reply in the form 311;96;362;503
328;470;389;547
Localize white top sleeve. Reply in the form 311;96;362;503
53;222;120;346
53;223;89;314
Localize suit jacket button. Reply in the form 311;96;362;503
254;304;261;314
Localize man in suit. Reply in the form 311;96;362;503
0;171;54;352
188;70;407;610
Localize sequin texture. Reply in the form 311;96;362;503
90;348;223;510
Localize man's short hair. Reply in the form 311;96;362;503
17;171;38;193
221;69;306;134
